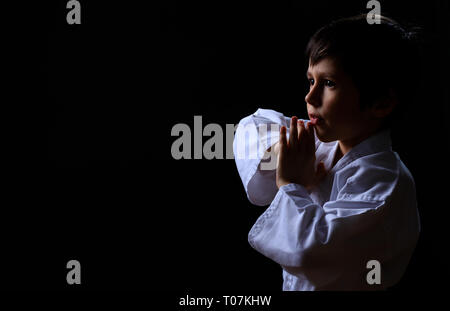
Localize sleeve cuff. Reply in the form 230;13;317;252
279;183;313;202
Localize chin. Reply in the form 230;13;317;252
317;136;335;143
315;128;335;143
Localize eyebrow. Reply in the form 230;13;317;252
306;70;337;79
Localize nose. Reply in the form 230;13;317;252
305;85;321;108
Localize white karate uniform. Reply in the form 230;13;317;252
233;108;421;291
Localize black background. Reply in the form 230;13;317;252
8;0;450;302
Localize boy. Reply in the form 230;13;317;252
233;14;421;290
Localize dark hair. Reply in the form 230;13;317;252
305;14;423;128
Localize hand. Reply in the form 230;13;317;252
267;141;280;156
276;117;327;190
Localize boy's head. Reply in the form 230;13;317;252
304;14;421;143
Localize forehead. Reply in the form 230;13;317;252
306;57;342;76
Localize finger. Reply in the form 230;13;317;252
306;121;315;151
297;119;306;142
305;121;314;135
305;120;311;135
289;116;298;147
279;126;288;151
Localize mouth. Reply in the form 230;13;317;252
308;113;324;125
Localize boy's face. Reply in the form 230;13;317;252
305;57;376;143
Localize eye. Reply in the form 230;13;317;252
308;78;314;86
324;80;336;87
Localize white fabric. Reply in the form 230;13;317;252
233;108;421;290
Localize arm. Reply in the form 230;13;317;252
233;109;291;206
233;109;321;205
248;181;391;288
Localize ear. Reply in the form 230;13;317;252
371;88;398;119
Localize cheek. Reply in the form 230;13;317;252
324;90;361;124
321;92;344;122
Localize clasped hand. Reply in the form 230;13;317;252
275;117;327;190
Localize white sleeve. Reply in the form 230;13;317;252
233;108;319;206
248;182;385;265
233;108;292;206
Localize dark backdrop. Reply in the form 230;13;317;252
9;0;450;301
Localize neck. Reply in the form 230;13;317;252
338;127;380;156
332;136;365;168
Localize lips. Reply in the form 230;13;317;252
308;113;323;125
